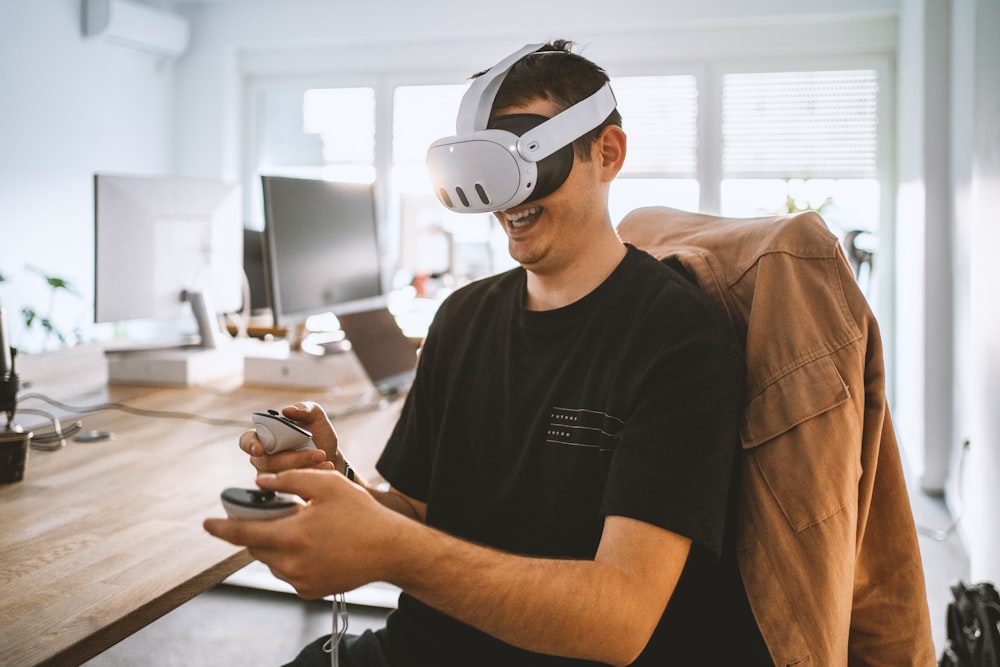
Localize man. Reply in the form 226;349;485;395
205;41;757;665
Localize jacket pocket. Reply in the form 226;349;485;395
741;355;860;532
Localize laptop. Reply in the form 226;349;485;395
337;307;419;398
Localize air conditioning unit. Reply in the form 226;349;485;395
82;0;191;58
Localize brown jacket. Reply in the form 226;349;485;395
618;207;936;666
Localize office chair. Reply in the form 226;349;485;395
618;206;936;666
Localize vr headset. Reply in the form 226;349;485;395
426;43;618;214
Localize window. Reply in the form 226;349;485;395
392;84;513;282
722;70;879;179
245;59;889;303
302;87;376;183
248;85;376;228
720;69;881;230
719;68;882;302
601;65;884;303
609;75;701;224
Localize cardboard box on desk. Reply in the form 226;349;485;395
242;341;369;390
105;345;244;386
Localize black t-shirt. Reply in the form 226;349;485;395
376;245;766;665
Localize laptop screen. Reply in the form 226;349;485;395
337;308;418;396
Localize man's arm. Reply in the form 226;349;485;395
396;512;690;665
204;469;689;667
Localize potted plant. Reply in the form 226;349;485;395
0;266;83;352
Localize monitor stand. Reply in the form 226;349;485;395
104;290;244;386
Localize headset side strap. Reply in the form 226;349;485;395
516;83;617;161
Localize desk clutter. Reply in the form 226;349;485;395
99;305;419;394
0;342;402;665
0;289;419;664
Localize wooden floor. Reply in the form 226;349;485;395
83;584;392;666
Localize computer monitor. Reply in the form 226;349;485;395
94;173;243;345
243;227;270;315
94;173;245;386
260;175;383;327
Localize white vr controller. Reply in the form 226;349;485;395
251;409;317;454
220;487;302;520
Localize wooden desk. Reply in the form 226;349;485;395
0;345;401;666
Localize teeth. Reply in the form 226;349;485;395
505;206;541;225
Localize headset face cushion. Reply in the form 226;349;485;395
488;113;574;204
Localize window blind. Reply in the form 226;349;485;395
722;70;879;179
612;75;699;178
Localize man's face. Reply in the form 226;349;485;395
490;98;610;276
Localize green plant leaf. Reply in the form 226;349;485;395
47;277;71;290
26;265;79;296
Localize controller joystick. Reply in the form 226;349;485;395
221;487;301;520
251;409;316;455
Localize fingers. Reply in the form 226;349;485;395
203;515;286;548
250;448;331;473
290;403;332;442
240;412;333;472
238;404;337;481
239;429;262;456
280;401;326;426
281;402;340;459
255;468;352;502
203;516;320;596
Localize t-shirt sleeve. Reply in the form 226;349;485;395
600;294;745;557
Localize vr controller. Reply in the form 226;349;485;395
251;409;316;454
221;487;301;520
426;43;617;214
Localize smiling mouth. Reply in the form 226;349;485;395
503;205;543;228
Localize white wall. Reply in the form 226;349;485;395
896;0;1000;584
894;0;955;493
961;0;1000;584
0;0;178;352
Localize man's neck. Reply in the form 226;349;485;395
524;232;627;311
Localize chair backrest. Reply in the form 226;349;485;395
617;205;863;450
618;206;936;665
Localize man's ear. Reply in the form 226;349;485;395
597;125;627;181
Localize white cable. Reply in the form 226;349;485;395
322;593;349;667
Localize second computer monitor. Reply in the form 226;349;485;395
260;175;383;327
94;172;243;346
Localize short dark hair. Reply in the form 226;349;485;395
479;40;623;162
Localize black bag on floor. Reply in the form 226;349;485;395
939;580;1000;667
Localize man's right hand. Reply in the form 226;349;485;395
240;402;338;474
